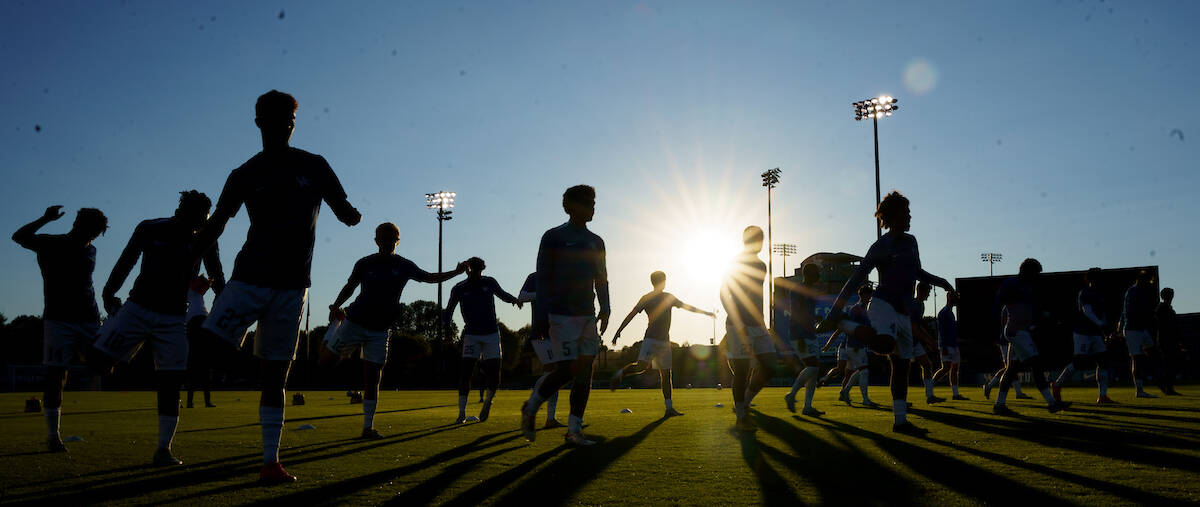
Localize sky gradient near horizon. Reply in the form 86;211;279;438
2;1;1198;348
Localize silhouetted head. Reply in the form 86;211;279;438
1085;267;1102;287
857;284;874;304
1018;258;1042;283
876;191;910;232
801;263;820;285
916;281;932;301
375;222;400;253
1135;269;1152;286
562;185;595;223
466;257;486;278
650;270;666;290
255;90;298;150
946;290;960;307
742;226;763;254
1161;287;1174;304
70;208;108;242
175;190;212;231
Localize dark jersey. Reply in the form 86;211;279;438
908;298;926;326
104;218;222;315
15;233;100;322
1157;303;1178;346
722;252;766;329
1074;287;1105;336
213;147;349;289
937;305;958;348
636;291;682;341
788;284;817;340
995;277;1034;336
447;276;518;336
345;254;425;331
1122;284;1156;331
835;232;948;316
535;223;609;318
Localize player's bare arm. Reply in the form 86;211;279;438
101;224;145;316
12;205;64;247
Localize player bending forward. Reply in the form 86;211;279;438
444;257;521;423
825;284;878;407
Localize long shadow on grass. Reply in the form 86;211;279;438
0;407;155;420
441;417;668;506
733;427;806;505
177;404;456;434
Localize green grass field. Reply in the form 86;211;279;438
1;386;1198;506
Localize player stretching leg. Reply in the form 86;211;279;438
1156;288;1183;395
609;271;714;417
829;285;877;407
721;227;775;431
991;259;1071;416
324;223;465;436
94;191;224;466
520;185;610;445
1051;268;1114;404
818;192;954;435
194;90;363;483
930;290;968;400
12;206;108;452
909;283;946;404
445;257;520;423
783;264;826;416
518;272;564;428
1120;270;1160;399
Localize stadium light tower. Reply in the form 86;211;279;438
426;191;456;342
981;252;1002;277
762;168;781;328
853;95;898;239
773;243;797;277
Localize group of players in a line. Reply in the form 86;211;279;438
12;90;1184;484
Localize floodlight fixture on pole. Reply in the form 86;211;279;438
981;252;1002;277
772;243;797;277
852;95;898;239
426;191;456;343
761;168;781;328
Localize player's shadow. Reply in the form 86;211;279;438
0;407;155;420
176;404;455;433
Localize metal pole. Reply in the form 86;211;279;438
873;116;882;239
437;215;444;343
767;185;774;329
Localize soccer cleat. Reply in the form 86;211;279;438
564;432;596;446
455;415;467;424
543;419;565;429
1135;391;1158;399
205;403;216;408
891;422;929;436
951;394;970;401
465;416;480;422
478;400;493;422
838;391;852;405
520;401;536;442
992;404;1017;416
1096;395;1117;404
47;436;66;453
152;448;183;466
783;394;797;413
861;400;880;408
1051;382;1063;402
360;428;384;440
1014;393;1034;400
926;396;946;405
664;408;685;417
1166;389;1183;396
259;462;297;484
983;383;993;400
1048;401;1072;413
801;407;825;417
734;417;758;433
186;401;195;409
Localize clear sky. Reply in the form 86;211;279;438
2;1;1197;348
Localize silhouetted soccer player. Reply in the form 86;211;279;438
982;342;1031;400
194;90;363;483
782;263;826;416
92;190;224;466
185;276;217;409
722;226;775;432
1051;267;1114;404
908;282;946;404
817;191;954;435
12;205;108;452
990;258;1071;416
520;185;610;445
517;272;564;429
825;284;877;407
609;270;714;417
444;257;520;424
1119;269;1160;399
931;289;968;400
1156;287;1183;396
324;222;466;437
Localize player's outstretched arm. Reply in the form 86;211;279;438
489;278;520;306
416;261;468;284
442;285;462;331
318;157;361;226
611;299;643;344
830;244;880;315
676;300;715;317
12;205;63;249
918;269;954;293
822;330;843;351
193;173;242;261
101;223;146;316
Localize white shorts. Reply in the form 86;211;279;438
530;339;556;365
912;341;927;358
324;318;390;364
795;337;822;360
724;323;774;360
940;346;961;364
462;332;502;360
1072;333;1106;356
1124;329;1153;356
845;346;869;369
43;320;100;367
548;314;600;362
1006;330;1039;362
637;338;673;369
94;301;188;371
203;280;307;361
867;299;916;360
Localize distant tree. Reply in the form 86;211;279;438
1;315;43;365
394;300;458;342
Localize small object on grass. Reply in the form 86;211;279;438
714;403;724;408
349;392;364;404
465;416;480;422
620;408;633;414
25;397;42;413
296;424;316;430
292;393;306;406
63;435;84;442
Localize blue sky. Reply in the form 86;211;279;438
2;1;1197;348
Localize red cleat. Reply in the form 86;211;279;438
259;462;297;484
1050;382;1062;402
1096;395;1117;404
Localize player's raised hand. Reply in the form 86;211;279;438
611;332;620;346
103;295;122;317
328;305;346;323
516;301;524;309
598;310;611;335
42;205;65;221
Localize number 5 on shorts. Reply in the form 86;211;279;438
561;341;573;358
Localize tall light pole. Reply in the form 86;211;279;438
853;95;898;239
981;252;1002;277
761;168;781;329
772;243;797;277
426;191;456;343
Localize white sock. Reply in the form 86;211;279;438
996;390;1008;405
46;407;61;438
665;398;674;410
986;374;1001;389
1040;388;1055;406
1056;364;1075;384
526;391;546;416
568;414;582;434
892;399;907;424
924;378;935;398
260;406;284;464
841;372;857;398
458;395;468;417
951;385;960;396
546;391;558;420
1012;380;1024;395
803;374;818;410
1135;379;1145;392
788;374;804;398
363;399;377;429
158;415;179;450
1098;369;1109;396
859;370;870;402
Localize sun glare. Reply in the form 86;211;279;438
682;229;739;286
